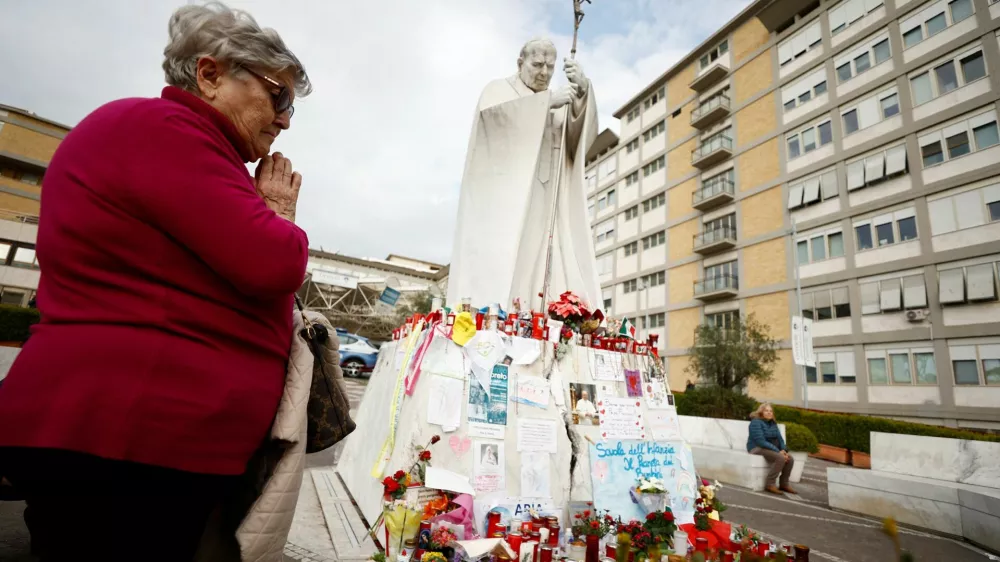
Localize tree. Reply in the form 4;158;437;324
686;313;779;392
394;290;435;324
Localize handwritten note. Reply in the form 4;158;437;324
426;375;464;431
644;380;671;409
647;407;683;441
597;397;644;440
512;375;549;409
591;349;624;381
589;440;697;525
520;452;551;498
517;418;558;453
473;441;505;493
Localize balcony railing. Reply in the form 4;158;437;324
692;178;735;210
690;95;731;128
691;135;733;168
694;274;739;300
693;226;737;253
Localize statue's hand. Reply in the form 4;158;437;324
564;58;587;95
550;84;580;108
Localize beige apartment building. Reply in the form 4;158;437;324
585;0;1000;429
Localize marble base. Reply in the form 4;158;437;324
828;467;1000;547
679;416;785;451
871;432;1000;488
689;445;771;492
788;452;807;484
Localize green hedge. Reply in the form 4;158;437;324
785;422;819;454
772;405;1000;454
673;390;1000;454
672;386;757;421
0;305;40;342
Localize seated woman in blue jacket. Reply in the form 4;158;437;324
746;402;797;495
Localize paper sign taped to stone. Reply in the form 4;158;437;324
516;418;558;453
597;396;644;440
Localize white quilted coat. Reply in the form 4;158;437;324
196;310;339;562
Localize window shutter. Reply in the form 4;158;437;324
814;289;832;309
779;42;794;65
804;22;822;49
803;177;822;204
787;184;805;209
821;170;839;199
955;190;986;230
967;264;997;301
903;275;927;308
865;153;885;183
885;145;907;175
984;184;1000;205
861;282;881;314
845;0;864;23
847;161;866;190
864;0;884;12
858;97;880;130
829;5;847;31
879;278;902;311
832;287;850;306
927;198;957;235
939;269;965;304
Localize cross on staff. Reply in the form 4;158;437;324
539;0;592;311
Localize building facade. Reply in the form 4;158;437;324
585;0;1000;429
0;104;68;307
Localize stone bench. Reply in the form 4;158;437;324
678;416;790;492
828;432;1000;554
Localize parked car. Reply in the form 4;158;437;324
335;328;378;378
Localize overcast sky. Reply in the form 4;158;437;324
1;0;751;264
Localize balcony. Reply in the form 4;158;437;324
691;135;733;169
692;178;735;211
690;59;730;92
693;226;737;255
694;274;739;301
690;95;731;129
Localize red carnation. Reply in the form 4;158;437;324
646;513;656;521
589;520;600;529
394;470;405;480
430;435;441;445
575;513;583;519
419;450;432;461
383;477;400;493
582;510;591;518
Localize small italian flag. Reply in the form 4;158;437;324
619;317;636;339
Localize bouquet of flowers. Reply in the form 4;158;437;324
642;509;677;549
547;292;604;336
572;509;615;538
630;476;671;514
615;520;652;555
429;526;458;550
384;502;422;558
382;470;411;501
694;480;727;531
732;523;761;547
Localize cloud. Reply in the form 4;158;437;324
0;0;750;264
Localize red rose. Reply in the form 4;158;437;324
663;511;675;522
419;450;432;461
646;513;656;521
394;470;405;480
430;435;441;445
383;477;400;493
589;520;600;529
695;497;703;505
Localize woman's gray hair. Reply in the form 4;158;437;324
750;402;774;420
163;2;312;97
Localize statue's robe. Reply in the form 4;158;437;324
447;74;601;311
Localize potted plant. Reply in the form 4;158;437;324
785;422;819;483
571;509;614;562
630;476;670;514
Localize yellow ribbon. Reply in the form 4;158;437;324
371;320;425;478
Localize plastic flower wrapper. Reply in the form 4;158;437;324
384;502;422;555
631;477;670;514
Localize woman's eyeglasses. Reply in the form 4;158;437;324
243;67;294;118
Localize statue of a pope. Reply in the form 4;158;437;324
447;38;601;312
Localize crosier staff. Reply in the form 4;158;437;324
539;0;591;312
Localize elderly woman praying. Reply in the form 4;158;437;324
747;403;798;496
0;3;312;559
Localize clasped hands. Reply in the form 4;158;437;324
550;58;588;109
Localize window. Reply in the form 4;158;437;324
6;244;37;269
950;342;1000;385
778;20;822;67
801;287;851;321
937;261;1000;304
868;348;936;385
595;220;615;243
854;208;918;251
623;279;638;294
859;273;927;314
642;193;665;212
643;87;665;109
642;156;665;177
796;229;844;264
643;120;665;141
699;40;729;70
641;231;666;250
788;168;838;210
910;47;987;107
700;169;735;201
624;206;639;220
625;171;639;186
901;0;975;50
640;271;666;288
603;288;613;311
815;81;828;95
787;118;833;160
626;139;639;154
704;260;737;282
782;70;829;113
597;253;613;276
705;310;739;330
919;110;1000;168
641;313;666;329
623;241;639;257
829;0;885;35
840;87;899;136
834;33;892;84
627;107;640;123
696;127;733;159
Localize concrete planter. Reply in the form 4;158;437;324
811;444;850;464
788;452;808;483
850;451;871;469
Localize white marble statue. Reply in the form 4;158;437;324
447;38;602;312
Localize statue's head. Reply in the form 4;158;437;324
517;38;557;93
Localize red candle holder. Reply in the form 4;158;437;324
531;313;545;339
695;538;708;553
757;542;770;557
507;532;523;555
